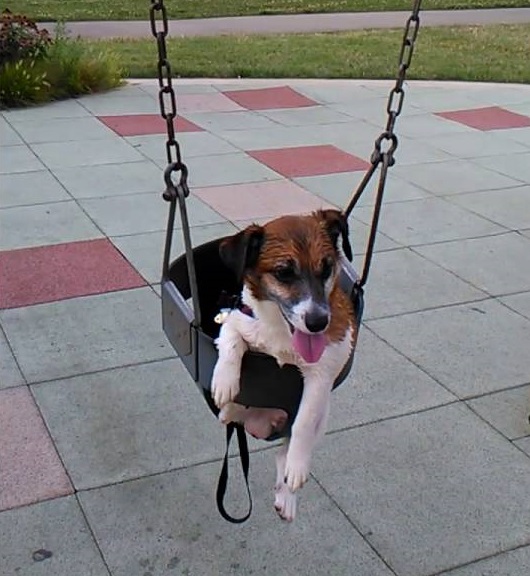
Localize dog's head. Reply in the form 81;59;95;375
219;209;352;337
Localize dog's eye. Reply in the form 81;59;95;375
273;265;297;283
321;258;334;280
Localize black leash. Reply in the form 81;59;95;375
216;423;253;523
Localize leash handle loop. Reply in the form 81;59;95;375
216;423;253;523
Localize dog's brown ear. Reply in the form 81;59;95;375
318;209;353;261
219;225;264;281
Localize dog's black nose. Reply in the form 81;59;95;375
305;308;329;333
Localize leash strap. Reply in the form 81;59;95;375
216;423;253;523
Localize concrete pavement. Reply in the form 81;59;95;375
1;78;530;575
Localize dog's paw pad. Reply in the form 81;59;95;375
274;484;297;522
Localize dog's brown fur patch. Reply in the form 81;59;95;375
245;211;355;344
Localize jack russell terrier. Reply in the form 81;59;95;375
211;209;357;521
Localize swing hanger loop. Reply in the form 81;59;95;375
163;162;190;202
371;132;398;166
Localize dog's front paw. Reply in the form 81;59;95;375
274;484;297;522
211;364;240;408
284;453;311;492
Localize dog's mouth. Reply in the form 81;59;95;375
280;311;328;364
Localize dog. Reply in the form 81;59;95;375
211;209;357;521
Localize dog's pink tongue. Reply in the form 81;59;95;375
292;329;327;363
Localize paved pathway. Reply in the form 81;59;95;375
43;7;530;38
1;79;530;575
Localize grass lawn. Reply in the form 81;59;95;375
7;0;528;22
87;24;530;84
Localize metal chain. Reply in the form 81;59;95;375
379;0;422;158
149;0;183;173
151;0;202;325
345;0;422;286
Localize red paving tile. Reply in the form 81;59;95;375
436;106;530;131
223;86;317;110
0;387;73;512
0;238;146;310
193;180;333;221
248;144;370;178
98;114;203;136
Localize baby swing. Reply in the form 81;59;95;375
149;0;423;522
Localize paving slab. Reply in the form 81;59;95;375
185;110;281;132
368;298;530;398
471;152;530;184
126;131;239;165
0;145;45;174
405;90;487;112
500;291;530;321
78;94;159;116
296;170;431;209
448;185;530;231
354;196;505;247
186;151;282;188
293;83;379;105
258;105;354;127
0;116;23;146
414;232;530;296
79;450;394;576
0;287;172;383
52;160;162;199
328;328;456;432
9;116;117;144
176;92;245;113
0;201;102;250
314;403;530;576
0;238;146;310
422;130;529;159
0;386;73;511
80;191;225;236
515;436;530;457
30;138;145;169
438;545;530;576
390;157;523;196
193;179;331;222
467;384;530;440
465;84;530;107
389;134;455;166
392;113;474;139
111;221;238;284
219;122;366;152
1;99;90;122
363;247;486;319
0;170;70;209
0;496;109;576
0;329;25;389
498;126;530;147
32;359;227;489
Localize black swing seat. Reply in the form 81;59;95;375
161;236;364;441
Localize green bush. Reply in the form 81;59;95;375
43;31;124;99
0;12;124;109
0;58;50;107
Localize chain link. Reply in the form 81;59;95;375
149;0;186;182
372;0;422;167
345;0;422;286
